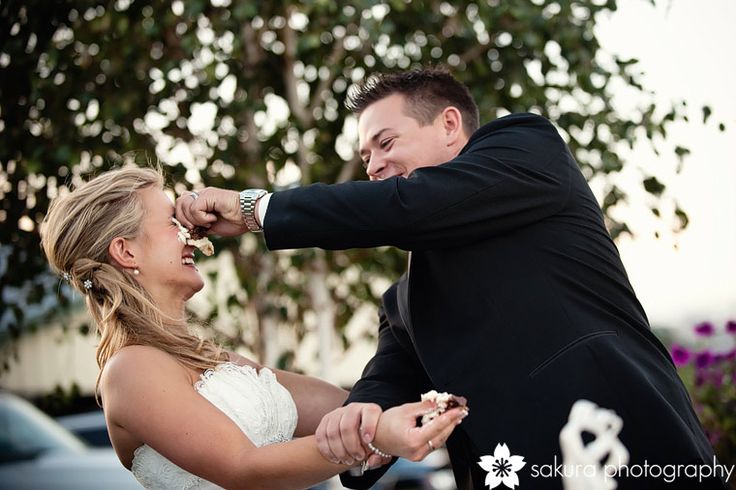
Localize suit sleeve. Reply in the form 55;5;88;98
264;114;572;251
339;306;432;489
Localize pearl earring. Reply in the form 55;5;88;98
133;268;140;275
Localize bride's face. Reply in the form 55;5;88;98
130;187;205;302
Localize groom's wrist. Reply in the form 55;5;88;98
254;192;271;228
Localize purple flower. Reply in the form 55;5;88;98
670;344;691;367
694;322;715;337
726;349;736;361
695;351;713;369
708;429;722;447
726;320;736;335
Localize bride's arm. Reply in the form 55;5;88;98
272;370;348;437
102;346;464;490
226;350;348;437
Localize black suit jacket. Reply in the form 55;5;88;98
264;113;722;489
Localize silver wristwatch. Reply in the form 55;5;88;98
239;189;268;232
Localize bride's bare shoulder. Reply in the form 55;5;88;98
102;345;187;388
225;350;263;371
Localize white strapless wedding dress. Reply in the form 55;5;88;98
130;362;298;489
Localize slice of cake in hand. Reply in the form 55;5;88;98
420;390;468;425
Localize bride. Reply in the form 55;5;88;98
40;165;466;489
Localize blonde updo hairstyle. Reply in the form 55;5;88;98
40;165;224;397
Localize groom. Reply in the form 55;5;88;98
176;68;725;489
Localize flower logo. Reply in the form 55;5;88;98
478;443;526;489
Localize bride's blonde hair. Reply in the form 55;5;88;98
40;165;224;399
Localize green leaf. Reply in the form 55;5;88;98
674;146;691;158
675;207;689;230
643;176;666;196
702;105;712;124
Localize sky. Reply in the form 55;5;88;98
595;0;736;336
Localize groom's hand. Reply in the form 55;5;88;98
315;402;388;468
174;187;247;237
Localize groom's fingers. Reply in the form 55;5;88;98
174;194;196;229
318;403;382;464
358;404;382;446
175;188;221;230
315;409;337;463
187;189;219;227
315;424;331;462
194;192;222;226
175;192;208;229
320;407;359;464
339;408;366;462
319;410;343;464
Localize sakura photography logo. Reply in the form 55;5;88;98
477;443;734;489
477;443;526;489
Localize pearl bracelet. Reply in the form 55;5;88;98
367;442;392;459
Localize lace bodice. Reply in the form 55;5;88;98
130;363;298;489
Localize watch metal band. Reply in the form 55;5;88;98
239;189;267;232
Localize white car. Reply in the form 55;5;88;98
0;392;141;489
56;410;111;447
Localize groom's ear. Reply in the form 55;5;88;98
108;237;137;269
440;106;464;144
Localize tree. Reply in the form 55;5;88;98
0;0;696;375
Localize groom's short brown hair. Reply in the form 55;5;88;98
345;67;480;137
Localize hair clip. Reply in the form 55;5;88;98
83;279;93;290
61;272;71;282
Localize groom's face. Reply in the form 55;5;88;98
357;93;458;181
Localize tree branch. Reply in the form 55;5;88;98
460;43;491;65
307;40;346;116
281;13;311;127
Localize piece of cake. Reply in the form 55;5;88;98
172;217;215;256
420;390;468;425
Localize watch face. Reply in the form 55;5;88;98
242;189;265;198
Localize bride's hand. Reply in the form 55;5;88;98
371;399;468;462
